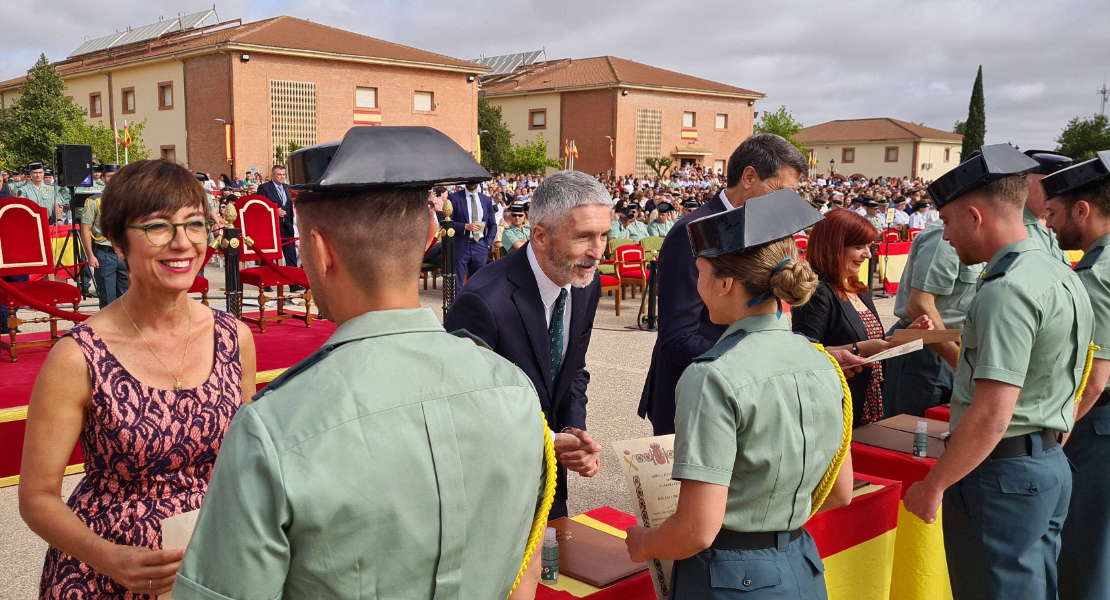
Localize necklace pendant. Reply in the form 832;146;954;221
174;379;182;391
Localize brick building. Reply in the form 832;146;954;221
796;118;963;181
0;12;487;177
481;56;764;178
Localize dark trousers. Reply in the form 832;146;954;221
671;531;828;599
0;275;29;333
455;240;488;281
883;322;954;417
93;245;129;309
943;439;1071;600
281;233;298;268
1060;404;1110;600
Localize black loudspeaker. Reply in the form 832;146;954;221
54;144;93;187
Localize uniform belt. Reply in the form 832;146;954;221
1095;391;1110;407
710;528;803;551
989;429;1058;460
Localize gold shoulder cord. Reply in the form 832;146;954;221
509;414;558;596
1076;342;1100;404
90;198;106;243
809;343;854;517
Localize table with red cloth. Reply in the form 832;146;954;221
924;405;950;422
536;473;901;600
852;442;953;600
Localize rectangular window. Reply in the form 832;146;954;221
715;113;727;129
842;148;855;163
355;86;377;108
122;87;135;114
414;90;434;112
635;108;663;179
158;81;173;110
885;146;899;162
714;159;726;174
529;109;546;130
89;92;102;117
160;145;176;163
682;111;696;128
270;80;318;158
944;148;951;162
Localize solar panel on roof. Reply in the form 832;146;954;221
67;9;217;58
469;50;545;75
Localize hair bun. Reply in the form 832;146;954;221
770;258;819;307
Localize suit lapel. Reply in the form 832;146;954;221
840;293;869;341
508;251;553;393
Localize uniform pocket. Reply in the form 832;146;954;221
997;464;1059;495
1091;418;1110;436
709;557;781;592
801;539;826;575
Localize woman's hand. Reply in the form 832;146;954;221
625;526;652;563
856;338;894;357
96;544;185;596
905;315;934;331
827;349;866;376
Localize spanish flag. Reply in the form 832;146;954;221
113;127;120;144
564;140;571;158
123;125;132;149
680;128;698;141
572;142;579;159
353;110;382;125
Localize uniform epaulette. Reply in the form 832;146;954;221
252;343;338;401
693;329;748;362
981;251;1020;282
794;332;819;344
449;328;493;351
1074;246;1105;272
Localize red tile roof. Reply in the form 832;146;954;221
796;118;963;144
0;16;484;89
481;56;762;98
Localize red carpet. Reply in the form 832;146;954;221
0;313;336;483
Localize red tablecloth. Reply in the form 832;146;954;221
925;405;950;422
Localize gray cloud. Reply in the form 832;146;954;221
3;0;1108;149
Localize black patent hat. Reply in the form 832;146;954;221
27;162;43;171
928;144;1038;209
1024;149;1073;176
287;126;491;191
656;202;674;213
1041;151;1110;199
686;189;823;258
507;203;527;214
101;164;120;173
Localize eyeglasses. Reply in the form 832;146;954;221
126;220;213;247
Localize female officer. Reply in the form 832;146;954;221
625;189;856;599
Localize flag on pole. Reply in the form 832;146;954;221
572;142;579;159
123;124;132;149
564;140;571;158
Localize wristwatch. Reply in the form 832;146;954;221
852;341;860;356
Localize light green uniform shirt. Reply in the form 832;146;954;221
1074;233;1110;391
625;220;649;242
893;220;985;329
610;220;632;241
1024;205;1069;264
501;224;530;253
951;238;1094;437
81;197;111;247
672;314;845;532
16;181;55;211
174;309;546;600
647;219;674;238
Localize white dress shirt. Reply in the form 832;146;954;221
718;189;736;211
466;190;484;240
526;243;571;363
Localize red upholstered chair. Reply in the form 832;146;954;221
882;229;902;242
234;195;312;332
0;197;83;361
188;245;217;306
794;234;808;260
908;228;923;240
599;262;622;316
615;244;646;301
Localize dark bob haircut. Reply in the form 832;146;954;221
100;160;208;255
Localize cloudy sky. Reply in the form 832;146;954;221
3;0;1107;150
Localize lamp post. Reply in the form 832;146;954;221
829;159;835;176
438;199;457;314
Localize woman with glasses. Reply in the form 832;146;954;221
20;159;257;599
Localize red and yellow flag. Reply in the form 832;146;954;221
564;140;571;158
353;110;382;125
123;125;132;149
680;128;698;141
572;142;579;159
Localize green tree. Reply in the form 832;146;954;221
501;132;561;176
0;54;88;169
273;140;304;167
1054;114;1110;161
65;118;150;165
645;156;673;177
478;98;513;174
753;105;806;153
961;66;986;158
953;120;967;135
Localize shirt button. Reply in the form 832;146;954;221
1029;485;1038;493
742;578;752;587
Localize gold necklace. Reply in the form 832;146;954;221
122;296;194;391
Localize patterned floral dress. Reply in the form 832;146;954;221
858;307;886;424
39;309;242;600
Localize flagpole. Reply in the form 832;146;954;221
114;127;120;164
124;120;129;165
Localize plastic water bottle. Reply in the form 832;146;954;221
541;527;559;585
913;421;928;459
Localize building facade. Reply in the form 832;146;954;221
0;15;487;177
796;118;963;181
482;57;764;178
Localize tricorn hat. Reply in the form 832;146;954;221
656;202;674;213
928;144;1038;209
1041;151;1110;199
1024;149;1073;176
287;126;491;191
686;189;823;258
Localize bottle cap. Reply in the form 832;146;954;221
545;527;557;544
917;421;928;433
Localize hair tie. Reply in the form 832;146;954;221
772;257;793;275
746;257;794;317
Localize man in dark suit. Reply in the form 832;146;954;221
446;170;612;519
257;165;299;270
447;183;497;280
638;134;812;435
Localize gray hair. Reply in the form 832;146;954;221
530;170;613;232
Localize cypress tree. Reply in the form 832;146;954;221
961;66;986;159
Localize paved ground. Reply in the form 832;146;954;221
0;263;896;598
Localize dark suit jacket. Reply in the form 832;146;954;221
790;277;881;427
445;244;600;518
638;195;729;435
257;181;296;237
447;189;496;249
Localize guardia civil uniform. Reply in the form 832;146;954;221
501;223;530;253
928;145;1094;600
883;219;984;416
646;218;674;237
16;180;55;212
625;219;649;242
1024;205;1070;264
1043;152;1110;600
81;183;128;308
610;218;633;240
669;189;845;600
174;126;550;600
